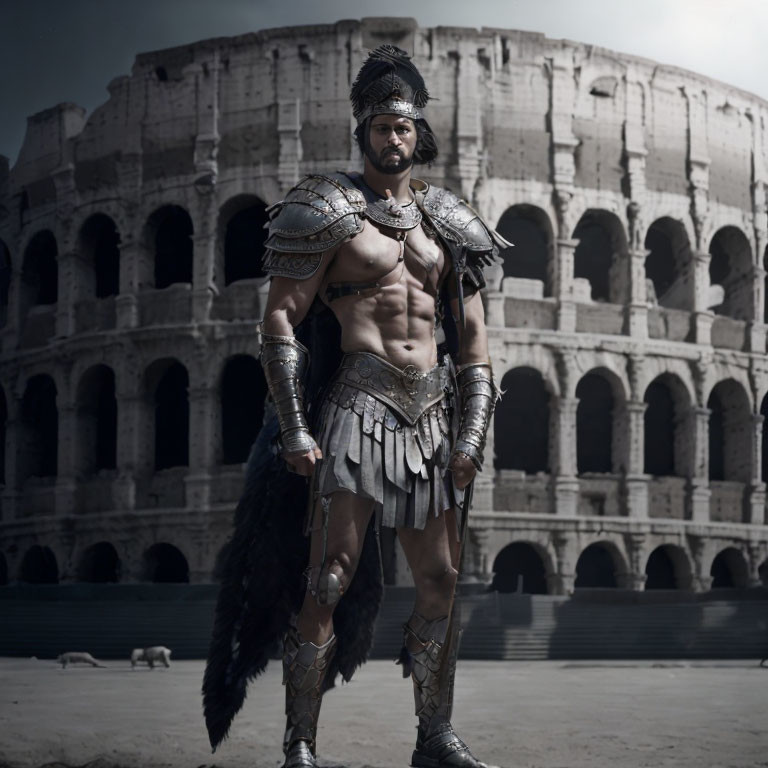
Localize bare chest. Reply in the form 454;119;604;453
324;220;446;297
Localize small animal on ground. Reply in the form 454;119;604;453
57;652;106;668
130;646;172;669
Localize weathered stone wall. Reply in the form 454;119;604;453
0;18;767;594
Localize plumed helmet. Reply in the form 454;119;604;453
350;44;438;164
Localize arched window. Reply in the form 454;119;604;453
221;355;266;464
491;542;549;594
494;368;549;473
574;543;621;588
142;543;189;583
710;547;749;589
77;542;121;583
645;545;692;590
22;230;58;307
576;372;614;474
76;366;117;475
19;545;58;584
495;205;553;293
149;361;189;470
709;227;753;320
707;380;751;482
644;218;693;310
644;375;690;477
573;211;628;304
20;375;58;480
147;206;193;289
79;214;120;298
220;198;269;285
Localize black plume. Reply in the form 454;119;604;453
350;44;430;119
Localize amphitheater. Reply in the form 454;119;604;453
1;16;767;604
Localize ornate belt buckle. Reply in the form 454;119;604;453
401;364;421;396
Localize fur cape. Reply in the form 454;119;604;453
202;307;384;752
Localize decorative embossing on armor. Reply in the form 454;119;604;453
262;250;324;280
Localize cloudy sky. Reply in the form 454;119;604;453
1;0;766;165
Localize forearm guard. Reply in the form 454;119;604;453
260;333;317;456
453;362;498;470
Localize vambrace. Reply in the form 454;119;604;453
260;332;317;456
452;363;498;471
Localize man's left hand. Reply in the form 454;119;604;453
449;452;476;490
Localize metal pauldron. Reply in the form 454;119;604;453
260;332;317;456
453;362;498;470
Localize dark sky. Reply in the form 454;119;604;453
1;0;766;166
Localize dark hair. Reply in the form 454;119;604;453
353;117;438;166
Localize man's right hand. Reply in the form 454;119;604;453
284;445;323;476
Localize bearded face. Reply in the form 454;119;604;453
364;116;417;175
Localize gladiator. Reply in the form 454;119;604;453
203;45;509;768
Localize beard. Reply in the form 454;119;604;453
364;142;414;175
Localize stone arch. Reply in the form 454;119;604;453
145;205;193;289
19;544;58;584
0;238;11;328
217;194;269;286
19;374;58;481
762;392;768;483
145;359;189;470
644;544;693;590
21;230;58;312
643;373;692;477
758;557;768;587
78;213;120;298
710;546;750;588
644;217;694;310
75;365;117;476
495;367;550;473
572;210;629;304
77;541;121;583
142;542;189;583
495;204;554;295
220;355;266;464
574;541;627;588
707;379;751;482
491;541;550;594
575;368;624;474
708;226;753;320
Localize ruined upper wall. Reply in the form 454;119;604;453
5;18;768;218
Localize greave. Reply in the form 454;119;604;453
402;609;463;737
282;626;337;758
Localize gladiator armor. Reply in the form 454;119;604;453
260;333;316;456
453;363;499;470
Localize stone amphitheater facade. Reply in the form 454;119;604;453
1;17;767;595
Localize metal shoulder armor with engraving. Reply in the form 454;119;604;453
262;173;366;280
414;180;511;291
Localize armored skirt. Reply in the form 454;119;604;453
311;351;456;530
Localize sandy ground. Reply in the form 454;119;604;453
0;657;766;768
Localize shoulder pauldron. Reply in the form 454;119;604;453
417;183;511;291
263;174;366;280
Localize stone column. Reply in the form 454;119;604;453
624;401;649;519
692;252;714;345
689;537;713;592
115;234;141;330
747;265;766;353
114;393;142;511
278;98;302;192
54;403;77;516
623;533;648;590
747;542;766;587
747;413;766;524
627;249;650;339
184;386;216;511
687;406;711;522
55;250;76;338
551;396;579;516
191;209;217;324
554;239;578;332
552;532;575;595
